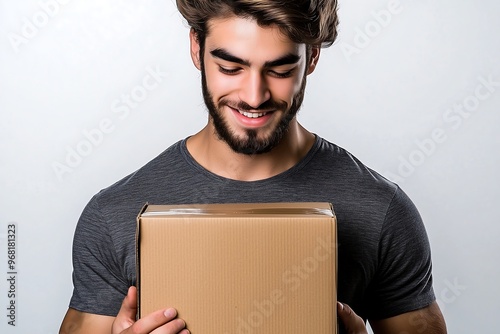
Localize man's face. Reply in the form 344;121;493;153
191;16;317;155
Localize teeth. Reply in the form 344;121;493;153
239;110;268;118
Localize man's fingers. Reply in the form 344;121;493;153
337;302;368;334
112;286;188;334
130;308;187;334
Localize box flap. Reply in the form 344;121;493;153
141;202;335;217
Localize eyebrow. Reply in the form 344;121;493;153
209;48;301;68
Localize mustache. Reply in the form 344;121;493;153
220;99;287;112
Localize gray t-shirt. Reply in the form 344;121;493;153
69;135;435;324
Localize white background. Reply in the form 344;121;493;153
1;0;499;333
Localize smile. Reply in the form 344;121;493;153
238;110;268;118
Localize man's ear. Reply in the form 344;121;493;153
189;29;202;71
306;46;321;75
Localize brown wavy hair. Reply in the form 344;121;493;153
176;0;339;48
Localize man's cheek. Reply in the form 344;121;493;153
274;85;298;105
209;74;240;96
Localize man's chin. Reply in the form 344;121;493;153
230;145;275;155
219;134;276;155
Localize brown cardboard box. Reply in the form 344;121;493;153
137;202;337;333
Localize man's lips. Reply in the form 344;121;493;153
228;106;275;118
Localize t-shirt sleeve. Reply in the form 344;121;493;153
68;195;128;316
365;186;436;319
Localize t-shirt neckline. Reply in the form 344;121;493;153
179;134;322;184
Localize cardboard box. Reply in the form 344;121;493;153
137;202;337;333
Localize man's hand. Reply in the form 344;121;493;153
112;286;189;334
337;302;368;334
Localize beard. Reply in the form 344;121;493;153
200;67;307;155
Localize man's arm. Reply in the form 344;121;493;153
59;308;114;334
338;301;447;334
369;302;447;334
59;287;189;334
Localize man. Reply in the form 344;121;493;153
60;1;447;333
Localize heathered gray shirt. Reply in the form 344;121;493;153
69;135;435;324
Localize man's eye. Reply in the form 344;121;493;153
219;66;240;75
270;69;294;78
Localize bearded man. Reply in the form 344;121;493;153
60;1;447;333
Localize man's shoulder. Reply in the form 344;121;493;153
92;139;189;206
313;136;397;194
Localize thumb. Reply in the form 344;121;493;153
113;287;138;331
337;302;367;334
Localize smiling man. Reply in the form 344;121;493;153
60;1;446;334
187;15;318;181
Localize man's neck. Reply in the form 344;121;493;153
186;120;315;181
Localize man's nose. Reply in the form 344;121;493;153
239;71;271;109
